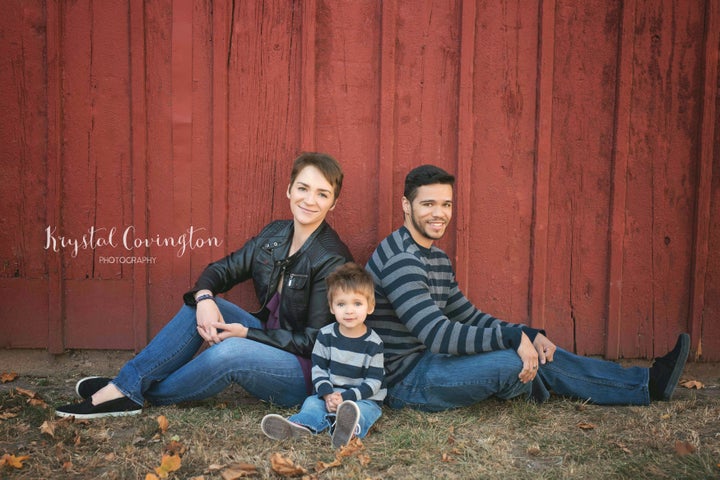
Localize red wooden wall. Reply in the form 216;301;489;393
1;0;718;361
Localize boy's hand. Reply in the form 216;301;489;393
324;392;343;412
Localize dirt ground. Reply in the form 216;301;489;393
1;348;718;399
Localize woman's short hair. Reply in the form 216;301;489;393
290;152;344;200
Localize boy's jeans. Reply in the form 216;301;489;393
289;394;382;438
385;348;650;411
111;298;308;408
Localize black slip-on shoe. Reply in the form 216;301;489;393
260;414;312;440
331;400;360;449
75;376;112;399
649;333;690;401
55;397;142;419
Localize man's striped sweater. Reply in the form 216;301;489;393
366;226;534;388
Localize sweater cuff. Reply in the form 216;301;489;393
500;327;523;350
520;327;546;343
316;383;334;398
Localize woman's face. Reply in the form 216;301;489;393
287;165;336;230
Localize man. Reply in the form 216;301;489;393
365;164;689;411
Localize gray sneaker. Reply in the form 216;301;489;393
260;414;312;440
331;400;360;449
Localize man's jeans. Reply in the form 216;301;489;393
111;298;308;407
289;394;382;438
385;348;650;412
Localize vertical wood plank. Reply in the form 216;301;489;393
454;0;476;289
145;0;178;334
543;1;620;354
130;0;149;351
607;0;636;359
378;0;397;241
313;0;381;262
301;0;317;151
46;0;64;352
530;0;556;331
468;2;538;322
689;0;719;359
212;0;230;260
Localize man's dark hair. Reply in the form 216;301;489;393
403;164;455;202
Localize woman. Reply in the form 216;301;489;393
56;152;353;419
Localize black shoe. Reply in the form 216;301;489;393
649;333;690;401
75;376;112;399
55;397;142;419
331;400;360;449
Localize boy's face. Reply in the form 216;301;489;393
329;289;375;336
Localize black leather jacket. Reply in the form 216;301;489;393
183;220;353;357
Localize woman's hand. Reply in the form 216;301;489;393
533;333;556;365
516;332;539;383
196;300;225;345
324;392;343;413
208;322;248;342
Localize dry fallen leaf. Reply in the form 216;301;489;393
40;420;56;437
674;440;696;456
220;462;258;479
577;421;596;430
315;458;342;474
157;415;169;433
358;453;371;466
527;445;541;456
145;474;160;480
270;452;308;476
337;437;364;457
164;440;187;456
1;372;18;383
441;452;455;463
0;411;19;420
14;387;48;408
680;380;704;390
613;441;632;454
154;453;182;478
0;454;30;469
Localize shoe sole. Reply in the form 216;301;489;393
332;401;360;449
663;333;690;400
55;408;142;420
261;414;311;440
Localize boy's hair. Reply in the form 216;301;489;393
290;152;344;200
326;262;375;305
403;164;455;202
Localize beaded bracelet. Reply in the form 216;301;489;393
195;293;215;304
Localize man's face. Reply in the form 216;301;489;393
402;183;453;248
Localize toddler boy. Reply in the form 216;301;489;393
261;262;385;448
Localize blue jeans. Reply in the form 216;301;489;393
111;298;308;408
385;348;650;412
289;394;382;438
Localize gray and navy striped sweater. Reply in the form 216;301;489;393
312;323;386;402
366;226;531;388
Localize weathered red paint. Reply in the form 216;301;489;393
0;0;718;362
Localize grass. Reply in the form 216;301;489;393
1;369;719;479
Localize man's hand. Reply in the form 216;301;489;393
516;332;539;383
533;333;556;364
